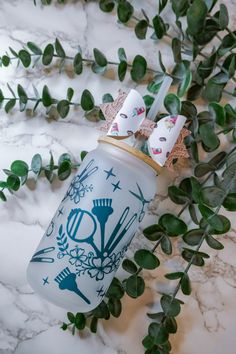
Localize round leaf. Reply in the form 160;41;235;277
11;160;29;177
108;298;122;318
223;193;236;211
164;94;181;115
93;48;107;67
143;224;164;241
161;295;181;317
159;213;187;236
99;0;115;12
122;259;138;274
75;313;86;330
58;160;71;181
118;61;127;81
7;174;20;191
57;100;70;118
73;52;83;75
183;229;204;246
18;50;31;68
187;0;208;36
42;43;54;65
131;55;147;82
135;20;148;40
117;1;133;23
134;249;160;270
125;275;145;298
148;323;169;345
81;90;94;111
199;122;220;151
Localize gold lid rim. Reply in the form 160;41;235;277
98;136;162;174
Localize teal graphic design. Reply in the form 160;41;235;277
54;267;90;304
104;167;116;180
63;159;97;204
56;199;137;281
129;183;151;222
96;285;105;298
57;207;64;217
43;276;49;285
46;221;54;237
112;180;121;192
31;247;55;263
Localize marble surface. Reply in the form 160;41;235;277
0;1;236;353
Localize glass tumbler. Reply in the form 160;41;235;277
27;137;160;312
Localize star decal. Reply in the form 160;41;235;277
43;276;49;285
57;207;64;217
96;285;105;298
112;180;121;192
104;167;116;180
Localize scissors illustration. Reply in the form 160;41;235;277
129;183;151;222
30;246;55;263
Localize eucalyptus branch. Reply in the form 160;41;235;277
0;40;159;83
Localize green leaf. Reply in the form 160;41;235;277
187;84;203;101
93;301;110;319
199;122;220;151
99;0;115;12
67;87;74;102
117;1;133;23
118;61;127;81
18;49;31;68
161;235;172;255
172;38;182;63
218;32;236;57
159;213;187;236
108;298;122;318
75;313;86;330
118;48;127;62
209;102;226;127
61;322;68;331
81;90;94;111
161;294;181;317
198;204;224;231
42;85;52;107
125;275;145;298
197;52;217;79
0;191;7;202
219;4;229;29
147;312;165;322
205;233;224;250
168;186;189;205
172;0;188;18
152;15;166;39
211;72;229;84
58;160;71;181
67;312;75;323
58;153;71;165
142;335;155;350
148;323;169;345
143;95;154;109
122;259;138;274
164;94;181;115
159;0;168;14
200;186;225;208
93;48;107;67
180;273;192;295
106;277;124;299
73;52;83;75
31;154;42;175
11;160;28;177
223;193;236;211
164;316;177;334
135;20;148;40
194;163;214;177
187;0;208;36
177;68;192;97
102;94;113;104
2;55;10;67
42;43;54;65
55;38;65;58
143;224;164;241
17;84;28;105
57;100;70;118
90;316;98;333
7;174;20;191
134;249;160;270
165;272;183;280
158;51;166;73
5;99;16;113
131;55;147;82
183;229;204;246
27;41;42;55
80;151;88;161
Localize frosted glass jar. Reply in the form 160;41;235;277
27;137;160;312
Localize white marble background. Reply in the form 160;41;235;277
0;1;236;353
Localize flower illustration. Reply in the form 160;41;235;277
66;175;93;204
69;246;87;267
88;256;113;280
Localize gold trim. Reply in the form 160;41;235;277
98;136;162;174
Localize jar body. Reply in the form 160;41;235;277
27;141;157;312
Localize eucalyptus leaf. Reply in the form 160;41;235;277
81;90;94;111
125;275;145;298
131;55;147;81
187;0;208;36
135;20;148;40
134;249;160;270
164;94;181;115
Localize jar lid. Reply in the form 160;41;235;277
98;136;162;174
